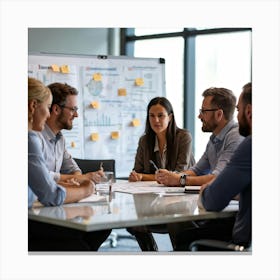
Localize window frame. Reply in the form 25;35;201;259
121;28;252;155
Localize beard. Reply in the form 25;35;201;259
201;120;218;133
239;122;250;137
239;113;250;137
57;114;73;130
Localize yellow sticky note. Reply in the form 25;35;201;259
51;64;60;72
118;88;127;96
71;141;76;148
135;78;144;86
111;131;120;140
91;101;100;109
60;65;70;73
132;119;140;127
91;133;99;141
93;73;102;81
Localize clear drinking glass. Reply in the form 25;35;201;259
98;171;115;195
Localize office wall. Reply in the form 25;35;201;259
28;28;120;56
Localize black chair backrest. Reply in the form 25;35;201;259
74;158;115;174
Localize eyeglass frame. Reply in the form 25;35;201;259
199;108;220;115
57;104;79;113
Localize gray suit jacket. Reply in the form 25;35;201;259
133;129;195;174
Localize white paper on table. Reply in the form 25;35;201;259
78;194;107;203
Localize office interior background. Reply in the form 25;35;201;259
28;28;252;160
1;0;278;276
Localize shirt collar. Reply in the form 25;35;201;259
154;136;167;152
44;124;62;142
154;137;159;152
210;120;238;143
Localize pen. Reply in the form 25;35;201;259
149;160;159;171
100;162;104;171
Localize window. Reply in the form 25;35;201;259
134;37;184;127
122;28;252;160
194;31;252;158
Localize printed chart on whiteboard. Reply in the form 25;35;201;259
28;54;166;177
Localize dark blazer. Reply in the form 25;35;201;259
133;129;195;174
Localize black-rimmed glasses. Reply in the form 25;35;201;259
199;108;219;114
58;104;78;113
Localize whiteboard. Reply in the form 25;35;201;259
28;53;166;177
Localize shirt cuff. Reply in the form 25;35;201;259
50;171;61;182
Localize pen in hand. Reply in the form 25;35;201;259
99;162;104;171
149;160;159;171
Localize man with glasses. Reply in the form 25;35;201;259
156;86;244;187
176;82;252;251
37;82;103;184
145;87;245;251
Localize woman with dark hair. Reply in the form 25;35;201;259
129;97;195;181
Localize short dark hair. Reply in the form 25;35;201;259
202;87;236;120
47;82;78;107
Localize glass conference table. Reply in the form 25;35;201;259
28;181;238;232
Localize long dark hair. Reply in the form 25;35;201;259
145;97;179;170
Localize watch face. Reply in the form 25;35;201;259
180;175;186;186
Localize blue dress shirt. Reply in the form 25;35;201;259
28;131;66;207
37;124;81;182
190;120;244;176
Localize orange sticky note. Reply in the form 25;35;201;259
118;88;127;96
135;78;144;86
91;101;100;109
93;73;102;81
71;141;76;148
111;131;120;140
51;64;60;72
60;65;70;73
131;119;140;127
91;133;99;141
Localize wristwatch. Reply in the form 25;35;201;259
179;174;187;186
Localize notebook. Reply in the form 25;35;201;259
184;185;201;193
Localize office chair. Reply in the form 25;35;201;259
73;158;136;248
189;239;251;252
73;158;115;174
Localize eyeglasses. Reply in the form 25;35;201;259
199;108;219;114
58;104;78;113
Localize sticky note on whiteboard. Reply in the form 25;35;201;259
135;78;144;86
91;101;100;109
118;88;127;96
131;119;140;127
91;133;99;141
71;141;76;148
111;131;120;140
51;64;60;72
93;73;102;81
60;65;70;73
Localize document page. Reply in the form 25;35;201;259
112;181;185;194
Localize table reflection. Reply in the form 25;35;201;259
133;193;198;218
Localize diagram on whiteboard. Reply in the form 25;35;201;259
86;79;103;96
28;54;165;177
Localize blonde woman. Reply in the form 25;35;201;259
28;77;111;251
28;77;94;207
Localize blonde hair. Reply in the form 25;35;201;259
28;77;51;103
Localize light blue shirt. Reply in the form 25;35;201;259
28;131;66;207
37;124;81;182
190;120;244;176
